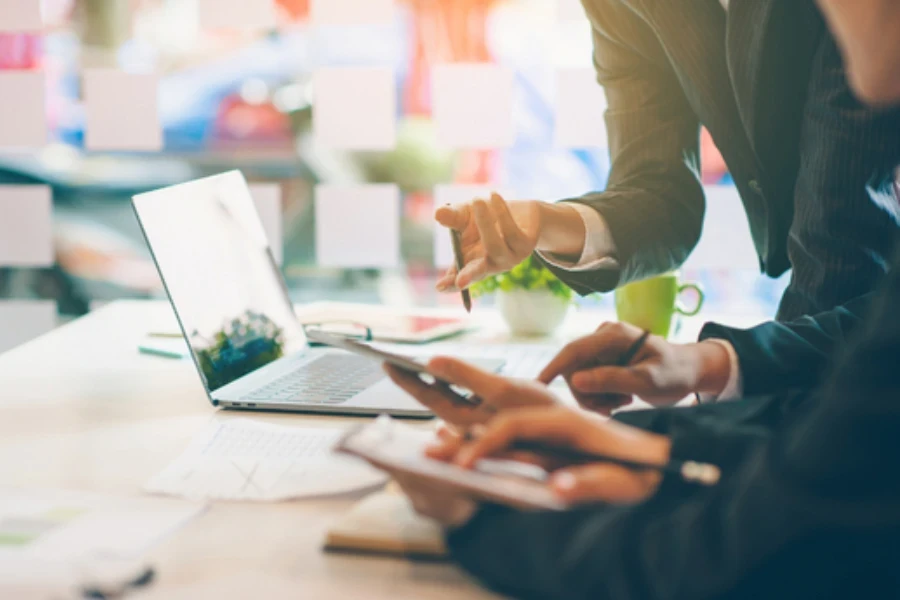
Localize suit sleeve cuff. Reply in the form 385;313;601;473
696;339;743;403
535;203;620;272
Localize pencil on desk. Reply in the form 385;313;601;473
449;227;472;313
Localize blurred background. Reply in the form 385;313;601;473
0;0;789;353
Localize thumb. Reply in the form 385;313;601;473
550;465;657;504
435;204;471;231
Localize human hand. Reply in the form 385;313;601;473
539;322;731;413
384;356;561;429
445;405;671;505
390;471;479;529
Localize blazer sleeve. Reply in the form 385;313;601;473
698;292;872;396
536;0;706;295
446;260;900;600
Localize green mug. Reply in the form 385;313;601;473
614;273;704;339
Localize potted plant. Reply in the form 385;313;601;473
471;256;574;336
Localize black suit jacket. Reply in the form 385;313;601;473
446;246;900;599
539;0;900;320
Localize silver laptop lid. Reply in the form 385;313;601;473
132;170;308;394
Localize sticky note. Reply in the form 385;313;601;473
197;0;276;30
313;67;396;150
554;68;608;148
433;186;513;268
557;0;588;22
310;0;395;26
315;184;400;268
684;185;758;270
83;69;162;151
249;183;283;265
0;0;43;32
0;185;53;267
432;64;514;149
0;300;56;355
0;72;47;149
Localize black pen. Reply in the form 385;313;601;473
449;220;472;313
618;329;651;367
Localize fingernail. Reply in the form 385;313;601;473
552;471;577;492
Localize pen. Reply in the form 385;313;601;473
618;329;651;366
449;223;472;313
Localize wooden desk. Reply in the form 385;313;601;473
0;300;763;598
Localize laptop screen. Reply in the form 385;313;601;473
133;171;307;392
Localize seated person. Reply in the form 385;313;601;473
372;4;900;597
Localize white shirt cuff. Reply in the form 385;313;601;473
698;339;743;403
536;203;619;271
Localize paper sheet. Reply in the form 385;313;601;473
554;68;608;148
432;64;515;149
249;183;283;265
197;0;277;30
315;184;401;268
310;0;395;26
144;419;388;501
0;0;43;32
0;185;53;267
312;67;397;150
83;70;163;151
0;72;47;149
557;0;588;22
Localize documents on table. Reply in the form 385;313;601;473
144;419;388;501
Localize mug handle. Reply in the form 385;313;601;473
675;283;705;317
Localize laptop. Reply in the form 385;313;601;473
132;170;474;418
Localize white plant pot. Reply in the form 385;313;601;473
496;289;571;336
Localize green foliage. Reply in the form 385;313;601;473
470;256;574;303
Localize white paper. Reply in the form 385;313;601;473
554;68;608;148
310;0;395;26
0;300;56;355
313;67;396;150
432;64;515;149
144;419;387;501
83;69;162;151
557;0;588;22
315;184;401;268
248;183;283;265
197;0;276;30
0;72;47;149
432;185;510;268
0;0;43;32
0;185;53;267
684;185;758;270
0;486;204;560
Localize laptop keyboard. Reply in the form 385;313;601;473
243;354;386;405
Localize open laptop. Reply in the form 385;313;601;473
133;170;481;418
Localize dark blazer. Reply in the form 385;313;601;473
446;245;900;600
539;0;900;320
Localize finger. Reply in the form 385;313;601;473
538;335;607;384
472;198;511;263
570;367;647;395
490;193;531;256
435;204;470;231
576;393;631;417
454;407;590;468
456;257;489;289
550;465;659;504
426;356;508;400
436;265;458;292
425;437;463;461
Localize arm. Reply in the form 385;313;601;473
448;260;900;600
537;0;706;295
699;292;872;396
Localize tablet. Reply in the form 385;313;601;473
335;416;568;512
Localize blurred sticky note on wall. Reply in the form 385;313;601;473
432;64;514;149
554;68;608;148
83;70;162;151
316;184;400;268
0;185;53;267
684;185;758;270
557;0;588;22
248;183;283;265
310;0;395;26
313;67;396;150
0;72;47;149
433;186;513;268
197;0;276;30
0;0;43;32
0;300;56;355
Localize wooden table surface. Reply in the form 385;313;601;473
0;300;763;598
